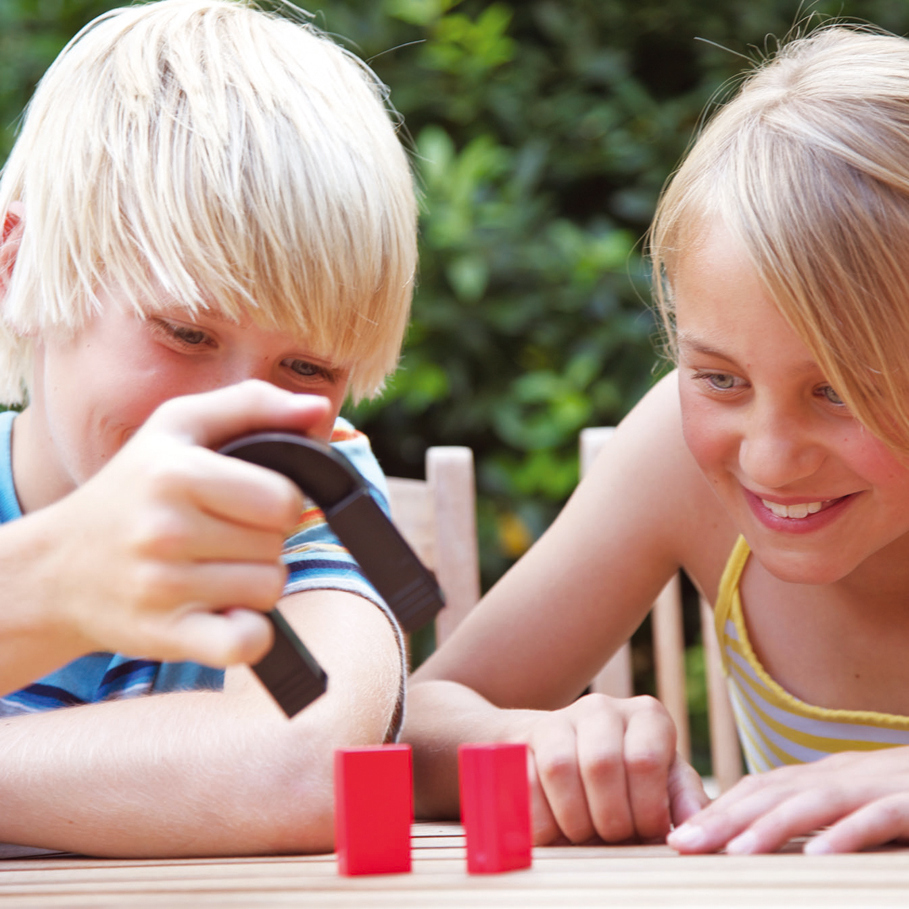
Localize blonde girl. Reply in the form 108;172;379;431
405;24;909;856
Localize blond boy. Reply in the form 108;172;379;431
0;0;417;856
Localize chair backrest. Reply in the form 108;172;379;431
385;447;481;653
580;427;743;794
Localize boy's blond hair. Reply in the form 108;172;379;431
650;25;909;455
0;0;417;404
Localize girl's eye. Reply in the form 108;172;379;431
708;373;737;390
693;371;741;392
820;385;844;406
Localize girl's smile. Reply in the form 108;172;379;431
743;489;854;534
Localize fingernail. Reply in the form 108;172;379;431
668;823;707;850
725;831;758;855
803;837;832;856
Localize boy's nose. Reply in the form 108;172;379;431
219;355;274;386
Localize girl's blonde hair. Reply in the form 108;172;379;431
0;0;418;404
650;25;909;454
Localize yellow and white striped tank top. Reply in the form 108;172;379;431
715;536;909;773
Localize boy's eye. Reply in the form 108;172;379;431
171;324;207;345
286;359;329;380
154;319;210;346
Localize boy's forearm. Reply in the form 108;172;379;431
0;590;402;857
0;689;331;856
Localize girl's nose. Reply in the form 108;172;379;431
737;409;826;490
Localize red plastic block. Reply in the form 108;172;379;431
334;744;412;876
458;742;532;874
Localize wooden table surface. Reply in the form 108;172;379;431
2;822;909;908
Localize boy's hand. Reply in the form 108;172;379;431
45;380;330;668
668;747;909;855
520;692;709;844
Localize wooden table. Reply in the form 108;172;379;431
1;823;909;908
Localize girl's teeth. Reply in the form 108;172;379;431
762;499;826;519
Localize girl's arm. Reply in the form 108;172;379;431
404;371;723;842
407;678;708;844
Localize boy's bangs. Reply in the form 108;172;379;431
96;209;409;403
0;0;417;405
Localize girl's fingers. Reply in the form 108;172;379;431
621;697;677;841
668;754;904;856
668;776;788;853
668;754;711;826
576;705;634;842
723;789;855;855
806;795;909;855
528;693;681;845
530;715;597;844
526;757;563;845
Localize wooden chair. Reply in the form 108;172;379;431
385;447;482;655
580;427;743;793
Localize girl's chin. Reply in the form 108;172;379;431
748;547;853;586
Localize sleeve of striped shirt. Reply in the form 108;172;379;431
281;417;391;604
280;417;406;741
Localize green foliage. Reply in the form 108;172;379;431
0;0;116;161
5;0;909;589
339;0;909;584
684;642;712;776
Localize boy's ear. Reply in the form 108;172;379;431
0;202;25;297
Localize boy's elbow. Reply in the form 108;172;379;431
228;743;337;855
246;694;401;855
265;791;336;855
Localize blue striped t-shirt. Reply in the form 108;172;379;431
0;411;396;716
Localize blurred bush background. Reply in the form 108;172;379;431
4;0;909;770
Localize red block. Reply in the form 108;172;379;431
334;744;412;875
458;742;532;874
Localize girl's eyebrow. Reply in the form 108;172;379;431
676;331;729;358
677;331;823;376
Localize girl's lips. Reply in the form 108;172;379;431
743;489;854;533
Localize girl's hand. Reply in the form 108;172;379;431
668;747;909;854
525;692;709;844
